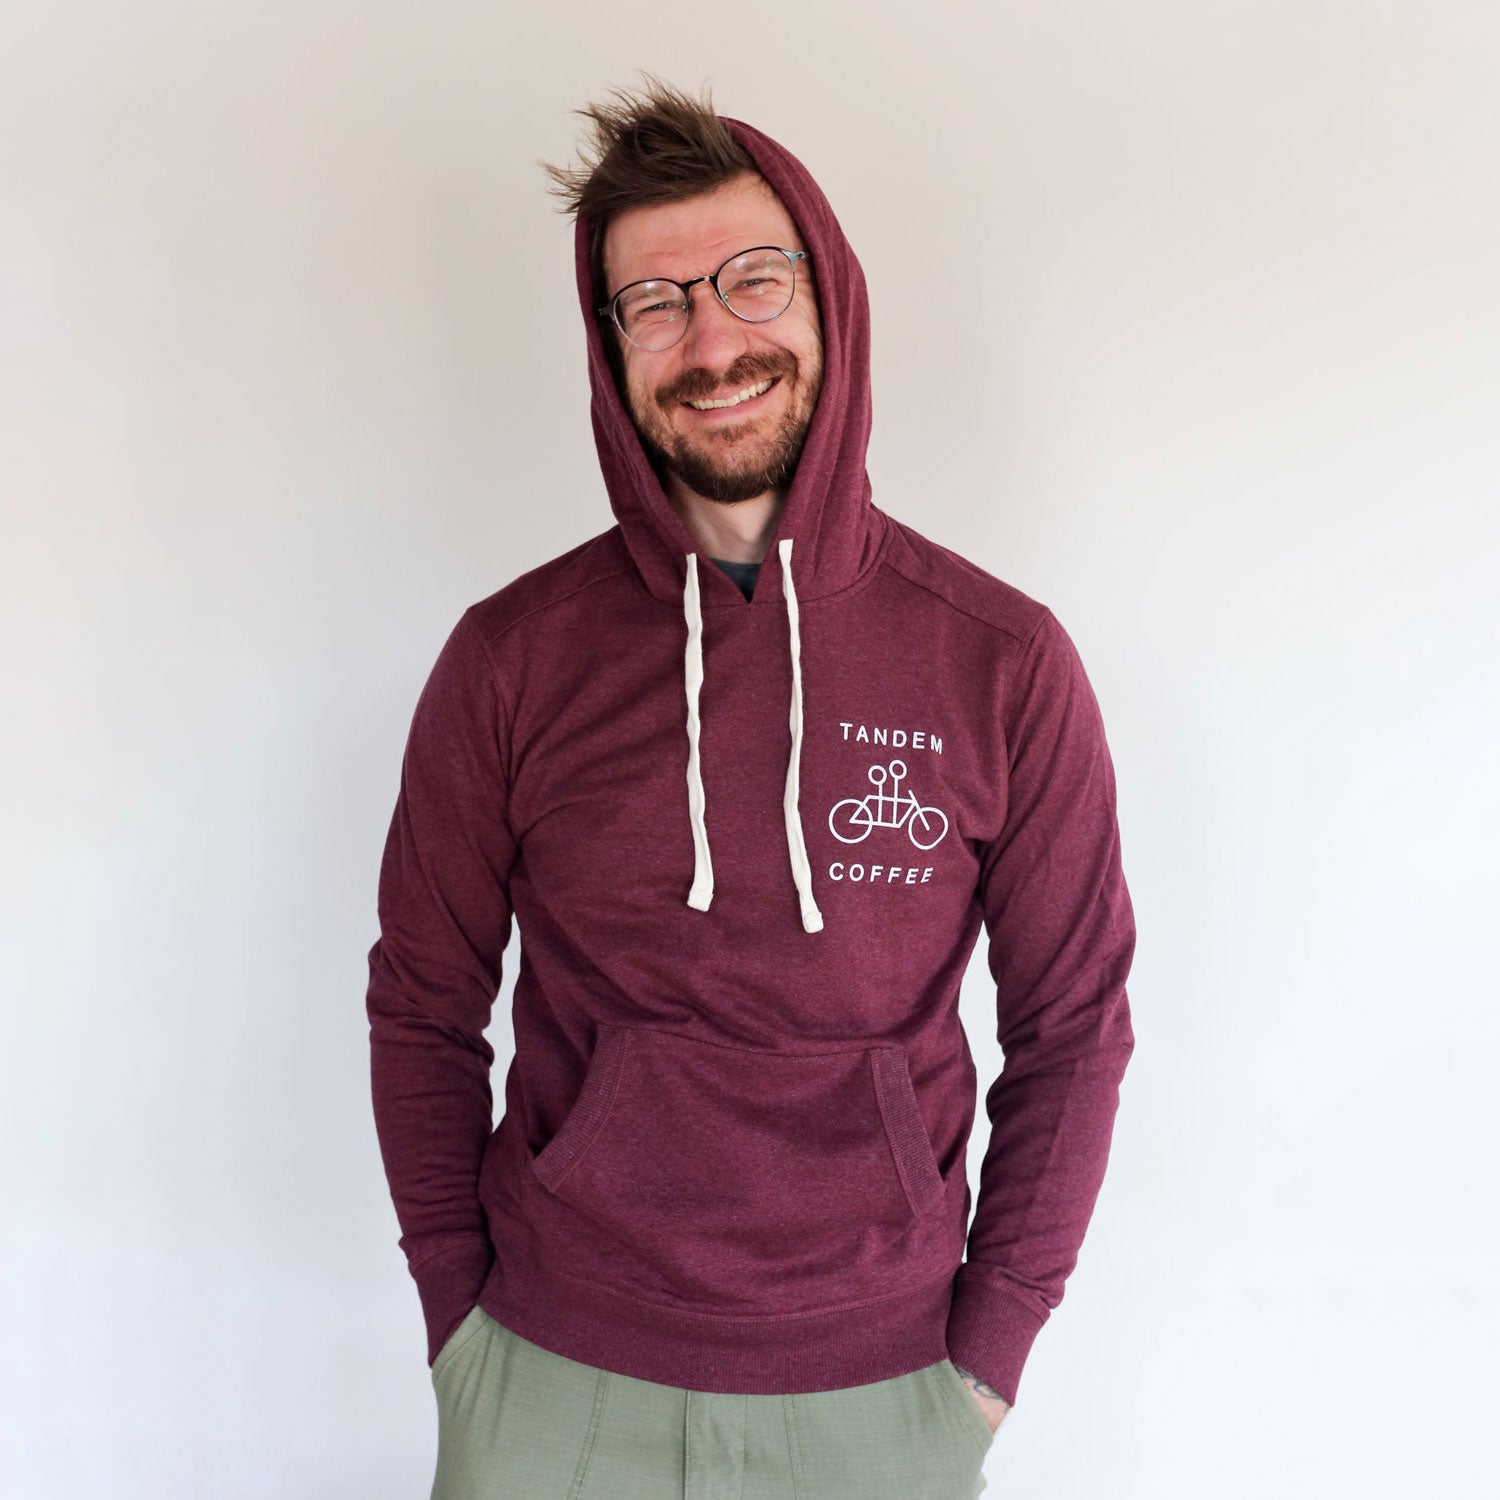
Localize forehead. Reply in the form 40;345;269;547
603;173;804;291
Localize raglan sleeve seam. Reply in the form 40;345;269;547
467;611;520;799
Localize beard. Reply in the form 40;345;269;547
628;346;823;506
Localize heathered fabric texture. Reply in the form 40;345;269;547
365;116;1136;1410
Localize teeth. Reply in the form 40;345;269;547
687;377;774;411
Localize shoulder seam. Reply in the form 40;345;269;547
1018;605;1057;663
878;533;1041;647
462;605;518;727
472;537;637;649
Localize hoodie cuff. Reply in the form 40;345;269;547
945;1266;1049;1408
409;1235;496;1367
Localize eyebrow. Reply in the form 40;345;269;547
611;244;804;293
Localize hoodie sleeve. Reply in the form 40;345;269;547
945;608;1137;1408
365;607;515;1366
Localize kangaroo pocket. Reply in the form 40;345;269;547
523;1023;957;1315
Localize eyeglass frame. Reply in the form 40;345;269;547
596;246;812;349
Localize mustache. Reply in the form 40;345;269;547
662;353;795;406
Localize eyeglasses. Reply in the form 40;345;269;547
598;246;811;352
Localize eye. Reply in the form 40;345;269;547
618;284;688;327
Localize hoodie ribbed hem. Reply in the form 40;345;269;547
475;1225;960;1395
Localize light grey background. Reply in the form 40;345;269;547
3;3;1495;1497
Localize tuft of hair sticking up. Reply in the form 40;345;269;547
539;72;759;310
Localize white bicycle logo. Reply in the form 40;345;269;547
828;759;949;851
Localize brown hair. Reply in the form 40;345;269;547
539;72;759;314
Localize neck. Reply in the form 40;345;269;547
665;481;786;564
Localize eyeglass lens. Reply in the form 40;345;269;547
614;249;798;351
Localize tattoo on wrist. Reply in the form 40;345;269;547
952;1364;1007;1403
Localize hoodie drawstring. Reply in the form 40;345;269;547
777;538;825;933
682;552;715;914
681;538;825;934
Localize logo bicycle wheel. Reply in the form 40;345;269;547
828;796;875;843
905;803;948;850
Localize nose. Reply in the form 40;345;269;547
676;280;752;369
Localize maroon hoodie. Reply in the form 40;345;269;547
365;116;1136;1408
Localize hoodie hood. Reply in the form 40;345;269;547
573;117;887;933
575;115;883;609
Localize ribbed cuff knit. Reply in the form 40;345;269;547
944;1265;1049;1408
409;1235;496;1367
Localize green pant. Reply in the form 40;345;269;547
430;1305;994;1499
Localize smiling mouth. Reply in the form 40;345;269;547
681;376;781;413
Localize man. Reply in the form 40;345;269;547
366;77;1136;1499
